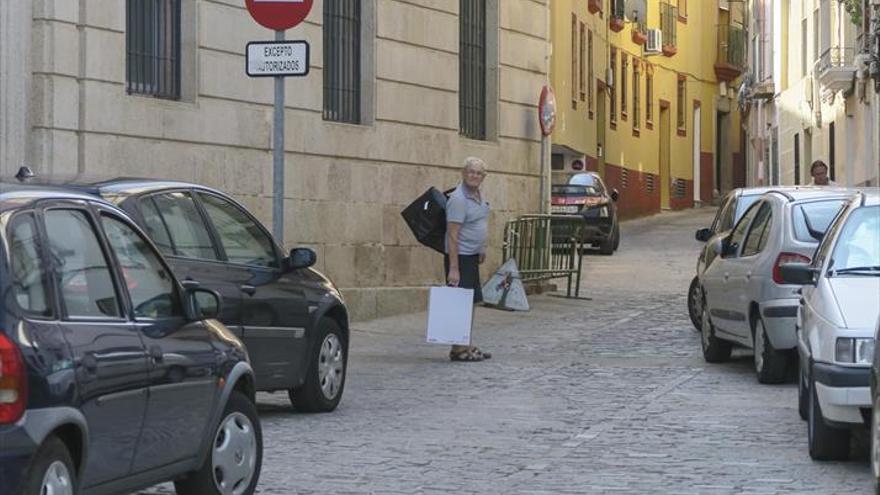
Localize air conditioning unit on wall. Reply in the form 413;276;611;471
646;29;662;54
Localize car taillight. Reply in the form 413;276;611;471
0;332;27;424
773;252;812;285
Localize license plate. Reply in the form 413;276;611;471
551;205;579;214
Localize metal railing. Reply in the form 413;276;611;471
502;215;585;298
660;2;678;48
717;24;746;68
817;46;856;72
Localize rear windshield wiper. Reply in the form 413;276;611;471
832;266;880;275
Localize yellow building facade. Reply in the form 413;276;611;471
550;0;745;218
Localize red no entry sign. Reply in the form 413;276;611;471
245;0;314;31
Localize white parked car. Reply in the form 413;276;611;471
699;188;854;383
781;189;880;461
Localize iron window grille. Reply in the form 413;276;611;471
620;54;628;117
324;0;362;124
633;62;640;129
646;66;653;123
571;14;578;108
580;22;586;101
588;30;594;114
660;2;678;48
676;76;686;131
610;47;617;124
460;0;487;140
126;0;181;99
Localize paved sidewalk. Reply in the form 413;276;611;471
143;208;872;494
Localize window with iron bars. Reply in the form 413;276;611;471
460;0;487;140
676;75;686;132
324;0;361;124
633;62;640;130
126;0;181;99
571;14;578;108
588;29;594;115
579;22;586;102
646;65;653;123
610;47;617;125
620;53;628;118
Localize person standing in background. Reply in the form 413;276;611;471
445;157;492;362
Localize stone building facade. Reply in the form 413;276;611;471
0;0;551;321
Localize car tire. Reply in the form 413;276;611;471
598;230;615;255
21;435;77;495
687;277;702;332
175;391;262;495
872;392;880;493
288;317;347;413
807;375;850;461
753;317;788;384
798;368;809;421
700;299;732;363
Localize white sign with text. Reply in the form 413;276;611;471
246;41;309;77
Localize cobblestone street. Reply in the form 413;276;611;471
143;208;872;494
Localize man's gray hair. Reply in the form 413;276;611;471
463;156;488;172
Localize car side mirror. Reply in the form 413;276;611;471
610;190;620;202
779;264;817;286
695;228;713;243
184;286;222;320
287;247;316;271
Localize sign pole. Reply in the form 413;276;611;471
272;29;285;244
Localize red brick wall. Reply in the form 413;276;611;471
700;152;714;203
585;155;599;172
602;162;661;220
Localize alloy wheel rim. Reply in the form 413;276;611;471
318;333;344;400
873;395;880;480
701;305;711;351
212;412;257;495
754;320;765;373
41;461;73;495
689;284;702;324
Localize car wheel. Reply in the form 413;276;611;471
289;317;347;413
22;436;76;495
687;277;702;332
598;231;615;255
700;299;732;363
872;392;880;493
798;368;809;421
175;391;262;495
753;316;788;384
807;375;850;461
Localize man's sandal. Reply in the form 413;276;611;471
449;347;492;362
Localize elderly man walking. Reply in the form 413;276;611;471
445;157;492;362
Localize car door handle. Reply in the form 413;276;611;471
746;272;752;280
149;345;163;364
240;284;257;296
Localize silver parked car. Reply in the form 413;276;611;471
689;187;789;331
699;188;854;383
781;189;879;461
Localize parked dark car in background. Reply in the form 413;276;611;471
0;182;261;495
550;172;620;254
65;178;350;413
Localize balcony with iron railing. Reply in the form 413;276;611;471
660;2;678;56
816;46;856;93
714;24;745;82
632;17;647;45
610;0;625;32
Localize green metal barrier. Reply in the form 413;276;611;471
502;214;585;298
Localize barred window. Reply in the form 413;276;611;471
620;53;628;117
677;75;686;132
460;0;487;139
571;14;578;108
646;65;654;123
633;62;640;130
324;0;361;124
588;30;594;115
579;22;586;102
126;0;181;99
609;47;617;125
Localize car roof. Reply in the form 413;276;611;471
0;181;111;212
12;175;226;202
761;187;858;203
735;185;854;199
858;188;880;206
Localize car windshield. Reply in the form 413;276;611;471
552;185;600;196
568;173;600;187
792;199;846;242
735;195;761;223
830;205;880;275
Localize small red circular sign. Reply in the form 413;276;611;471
538;85;557;136
245;0;314;31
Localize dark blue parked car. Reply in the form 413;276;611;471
0;183;262;494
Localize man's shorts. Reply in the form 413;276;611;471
444;254;483;303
